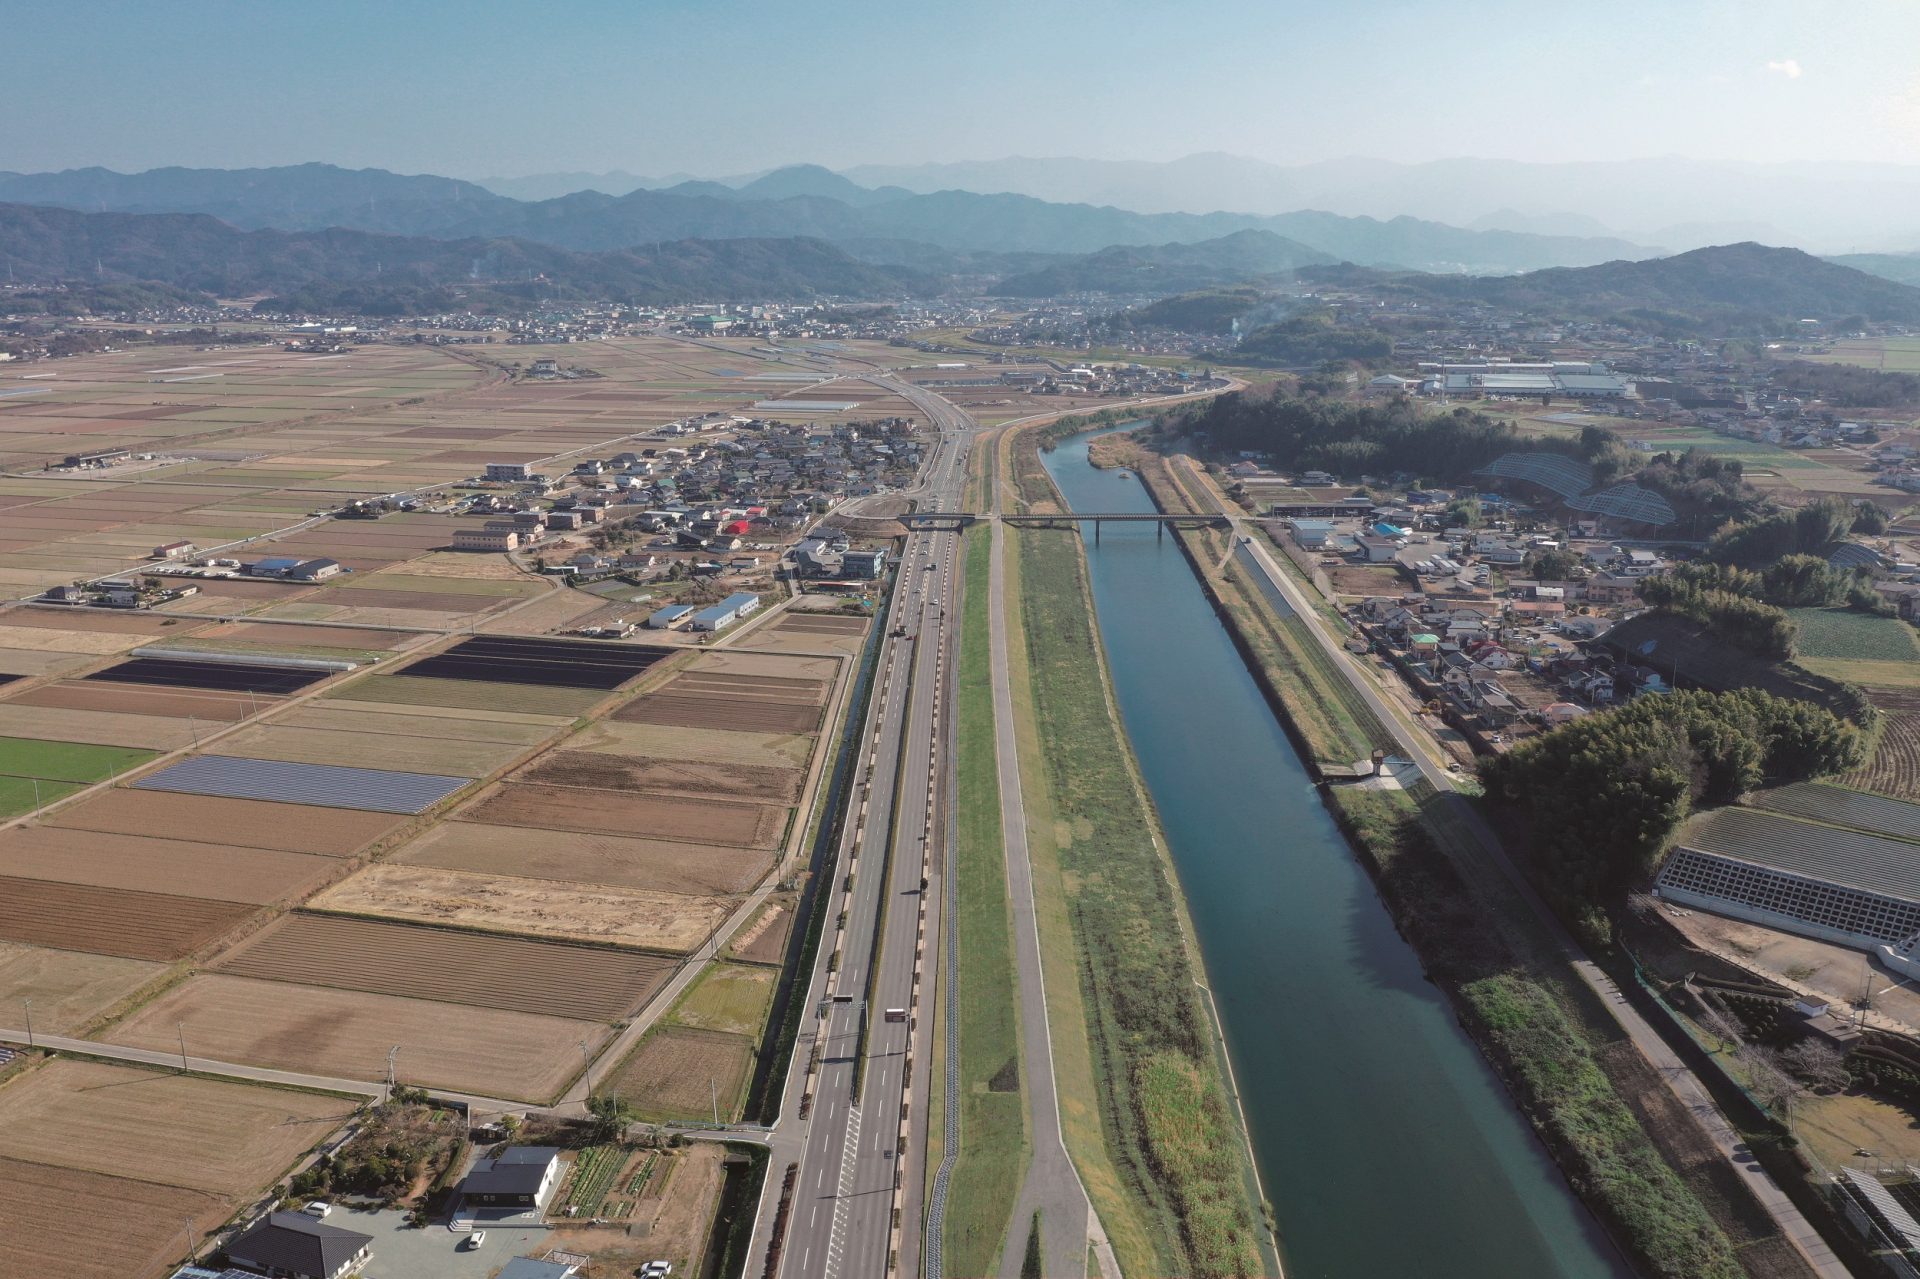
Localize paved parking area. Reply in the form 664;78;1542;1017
331;1207;553;1279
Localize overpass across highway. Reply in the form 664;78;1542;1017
900;509;1232;541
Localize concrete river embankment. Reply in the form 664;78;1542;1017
1041;427;1628;1278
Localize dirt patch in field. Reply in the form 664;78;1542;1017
0;1060;354;1195
463;782;787;848
730;895;798;966
570;719;814;769
0;943;162;1033
9;680;270;721
606;1026;755;1123
397;821;773;896
106;973;603;1101
0;827;338;905
46;788;406;855
310;863;727;952
0;876;253;961
516;750;804;803
0;1157;226;1279
214;723;524;776
218;913;675;1020
613;690;822;735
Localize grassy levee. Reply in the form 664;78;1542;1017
940;523;1031;1278
1125;440;1779;1277
1005;522;1266;1279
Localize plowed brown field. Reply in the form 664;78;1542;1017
107;974;604;1101
310;864;726;952
277;704;557;744
191;621;409;649
218;913;675;1020
0;876;252;960
0;1060;354;1195
46;789;405;855
10;680;269;720
570;720;813;769
215;723;524;775
0;827;337;904
517;750;803;803
398;822;772;896
331;674;598;717
464;782;786;847
612;691;821;734
0;1158;224;1279
668;672;829;704
0;705;201;750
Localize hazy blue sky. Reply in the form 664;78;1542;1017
6;0;1918;176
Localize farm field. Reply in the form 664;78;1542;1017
217;913;675;1020
275;703;558;744
612;688;823;734
44;788;406;855
516;749;805;803
1801;335;1920;371
0;704;204;750
0;942;161;1033
0;876;253;960
0;1060;353;1196
1789;607;1920;662
462;782;788;847
606;1025;757;1124
106;973;603;1100
669;962;778;1037
567;719;813;769
8;679;270;721
0;827;338;904
329;673;600;717
0;1157;225;1279
396;822;771;896
310;863;726;951
1844;689;1920;799
213;722;530;775
0;735;156;783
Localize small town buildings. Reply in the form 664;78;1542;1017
647;603;695;629
247;557;342;582
460;1146;562;1210
151;540;196;560
452;527;520;552
484;462;535;483
842;548;888;579
691;592;763;632
223;1211;373;1279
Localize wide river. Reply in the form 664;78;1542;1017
1040;427;1629;1278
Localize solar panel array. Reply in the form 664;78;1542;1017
1564;483;1677;528
1475;452;1594;500
401;635;669;690
133;754;470;814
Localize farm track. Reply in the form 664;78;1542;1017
216;912;675;1021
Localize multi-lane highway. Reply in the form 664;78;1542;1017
747;375;973;1279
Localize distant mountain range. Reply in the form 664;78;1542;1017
990;230;1335;296
837;154;1920;253
0;162;1659;275
1348;243;1920;329
0;203;929;308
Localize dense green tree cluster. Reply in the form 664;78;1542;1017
1525;546;1583;580
1230;310;1393;367
1636;574;1797;659
1481;689;1863;908
1706;495;1864;567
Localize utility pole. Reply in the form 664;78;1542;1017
711;1076;719;1128
386;1045;400;1103
177;1022;189;1072
21;999;32;1050
181;1215;197;1267
579;1039;593;1098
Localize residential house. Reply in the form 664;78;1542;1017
223;1212;372;1279
460;1146;562;1210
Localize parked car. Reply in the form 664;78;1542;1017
301;1201;332;1218
465;1230;487;1251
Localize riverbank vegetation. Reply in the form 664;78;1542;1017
1105;430;1811;1278
940;524;1030;1277
1005;518;1266;1278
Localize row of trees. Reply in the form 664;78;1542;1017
1636;576;1797;659
1706;495;1884;566
1482;689;1863;911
